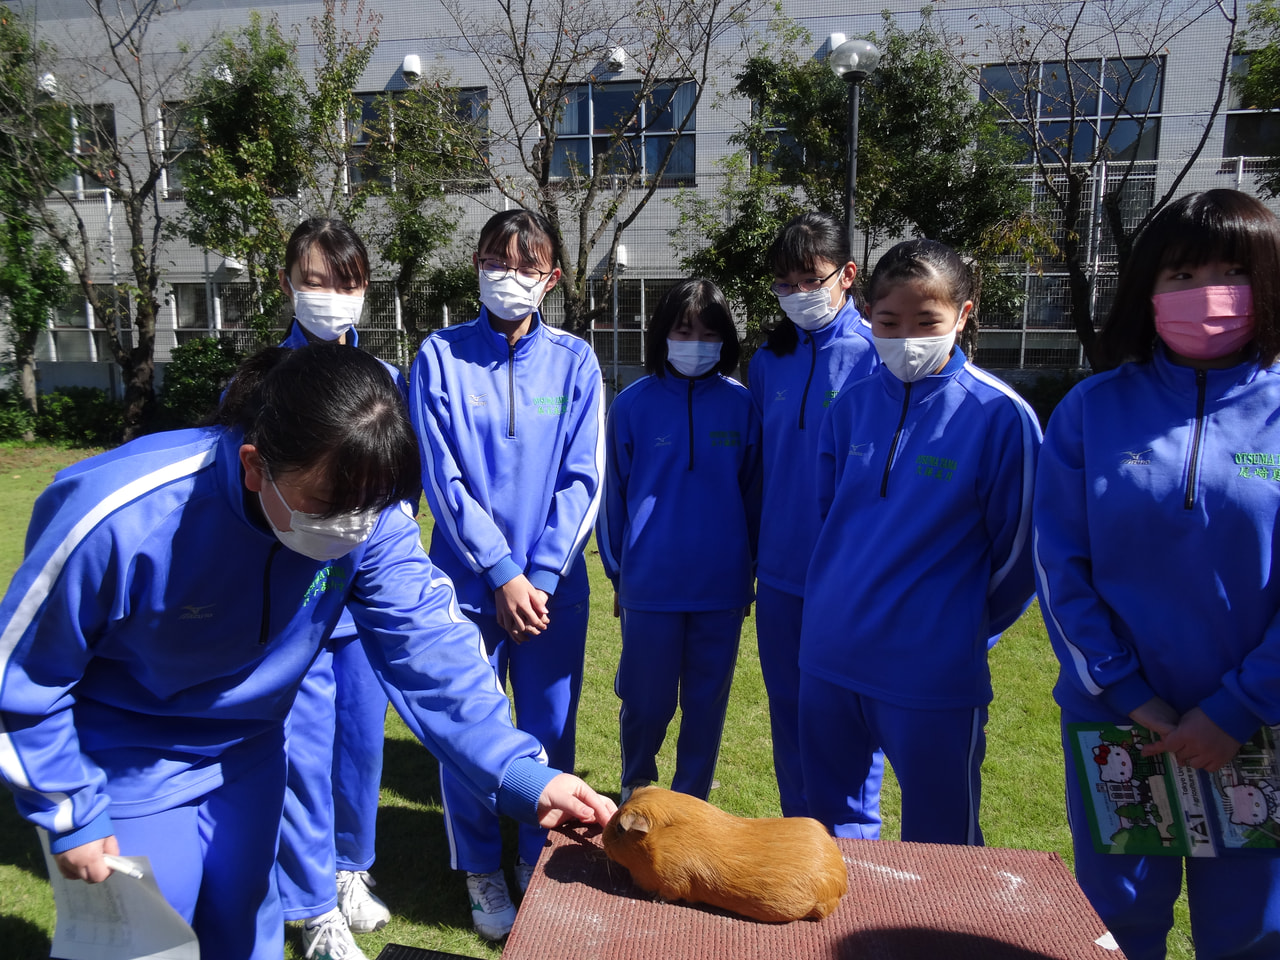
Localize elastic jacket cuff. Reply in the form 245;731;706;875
49;810;114;855
1200;688;1264;745
496;757;560;826
527;569;560;597
483;556;524;592
1101;672;1158;719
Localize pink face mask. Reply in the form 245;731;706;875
1152;285;1255;360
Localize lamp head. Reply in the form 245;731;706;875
829;38;881;83
402;54;422;83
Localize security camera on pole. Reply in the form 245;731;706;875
827;35;881;255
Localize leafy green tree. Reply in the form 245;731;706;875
180;0;382;342
438;0;774;337
1235;0;1280;196
0;0;213;438
676;13;1040;356
0;7;71;429
182;0;471;348
178;12;309;341
357;79;482;344
958;0;1240;367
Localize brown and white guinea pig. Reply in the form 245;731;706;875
601;786;847;923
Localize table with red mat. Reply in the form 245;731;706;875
500;825;1122;960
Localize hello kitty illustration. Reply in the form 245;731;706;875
1094;742;1134;783
1221;781;1279;827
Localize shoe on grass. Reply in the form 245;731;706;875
465;869;517;941
336;869;390;934
301;907;368;960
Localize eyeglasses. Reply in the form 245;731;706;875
478;258;553;290
770;265;843;298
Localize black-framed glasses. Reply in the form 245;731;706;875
770;265;842;298
478;258;553;290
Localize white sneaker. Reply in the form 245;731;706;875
336;869;390;933
515;857;535;894
301;907;368;960
465;869;517;941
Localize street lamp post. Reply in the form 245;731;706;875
828;37;881;255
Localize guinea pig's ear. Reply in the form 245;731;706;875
617;810;651;835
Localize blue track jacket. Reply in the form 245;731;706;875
596;370;762;611
0;428;555;854
801;352;1042;709
1034;347;1280;743
281;319;409;639
410;308;604;614
748;301;878;596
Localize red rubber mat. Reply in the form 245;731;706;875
504;826;1123;959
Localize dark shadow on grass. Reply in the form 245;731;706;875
0;798;48;875
0;914;52;960
380;737;444;808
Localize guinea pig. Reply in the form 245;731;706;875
601;786;847;922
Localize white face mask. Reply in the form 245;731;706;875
479;272;550;322
666;339;721;378
290;280;364;341
776;286;838;332
873;327;959;383
260;478;379;561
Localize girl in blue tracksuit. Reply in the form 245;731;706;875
749;211;882;820
1034;189;1280;960
799;239;1041;845
597;279;762;802
272;219;402;958
409;208;603;941
0;345;615;960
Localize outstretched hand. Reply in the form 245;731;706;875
536;773;618;829
54;835;119;883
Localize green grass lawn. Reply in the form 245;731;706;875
0;444;1192;959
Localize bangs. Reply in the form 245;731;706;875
1157;221;1255;273
322;404;421;516
304;234;371;288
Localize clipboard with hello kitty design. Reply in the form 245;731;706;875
1067;721;1280;857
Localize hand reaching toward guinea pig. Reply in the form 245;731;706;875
537;772;618;828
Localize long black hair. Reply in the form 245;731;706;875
644;279;741;377
764;212;858;356
1096;189;1280;369
216;345;419;516
284;218;371;290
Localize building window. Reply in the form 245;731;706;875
551;81;696;186
1224;53;1280;162
349;87;490;193
54;104;117;199
161;102;194;200
980;57;1163;164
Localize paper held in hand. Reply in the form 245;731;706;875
38;829;199;960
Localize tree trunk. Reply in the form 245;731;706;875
121;298;158;441
19;336;37;443
1060;173;1098;370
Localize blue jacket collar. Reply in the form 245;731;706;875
1150;341;1264;399
284;320;361;349
875;345;967;401
478;305;544;358
804;297;866;348
213;427;276;541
